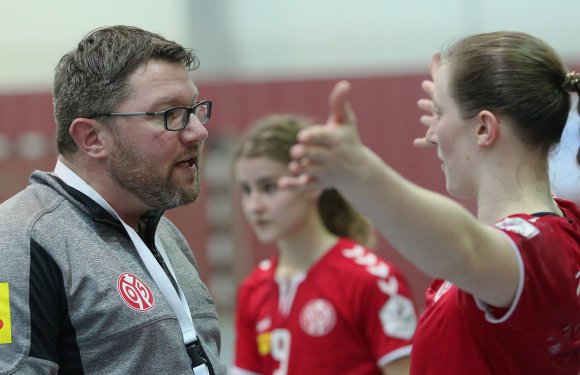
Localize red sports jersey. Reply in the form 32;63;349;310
232;238;417;375
411;199;580;375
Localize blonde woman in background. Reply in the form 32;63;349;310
231;115;417;375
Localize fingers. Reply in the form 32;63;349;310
413;57;439;150
417;83;435;130
279;162;327;191
282;80;361;191
327;80;354;125
295;125;339;148
298;79;357;146
417;98;433;113
420;80;435;98
288;142;334;167
278;173;320;191
429;53;441;79
419;115;434;128
413;137;434;148
418;80;435;128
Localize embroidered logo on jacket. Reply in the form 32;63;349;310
299;299;336;336
117;273;155;311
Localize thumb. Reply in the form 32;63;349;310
328;80;354;125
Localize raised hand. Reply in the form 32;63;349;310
413;53;440;148
278;80;366;190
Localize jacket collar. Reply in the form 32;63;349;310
31;171;164;249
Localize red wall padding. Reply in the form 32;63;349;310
0;74;468;309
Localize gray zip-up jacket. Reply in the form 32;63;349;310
0;171;226;374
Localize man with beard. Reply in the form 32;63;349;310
0;25;226;375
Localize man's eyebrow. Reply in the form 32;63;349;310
155;93;199;107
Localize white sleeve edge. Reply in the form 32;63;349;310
473;230;525;324
377;345;412;367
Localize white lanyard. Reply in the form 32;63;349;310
54;161;210;374
53;160;201;345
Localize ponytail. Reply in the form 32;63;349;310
563;71;580;166
318;189;376;248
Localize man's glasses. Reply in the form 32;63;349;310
89;100;212;131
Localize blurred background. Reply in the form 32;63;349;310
1;0;579;366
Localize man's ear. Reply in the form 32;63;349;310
475;110;500;147
69;118;110;159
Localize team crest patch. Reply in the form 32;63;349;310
117;273;155;311
379;295;417;340
495;217;539;239
299;299;336;336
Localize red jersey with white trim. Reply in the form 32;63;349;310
411;198;580;375
232;238;417;375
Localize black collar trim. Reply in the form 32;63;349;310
50;175;164;248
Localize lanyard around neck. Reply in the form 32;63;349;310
53;159;198;344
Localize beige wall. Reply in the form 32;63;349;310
2;0;580;92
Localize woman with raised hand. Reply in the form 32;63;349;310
280;32;580;374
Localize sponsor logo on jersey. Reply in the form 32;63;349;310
0;283;12;344
495;217;539;238
117;273;155;311
257;331;271;355
299;299;336;336
255;318;274;356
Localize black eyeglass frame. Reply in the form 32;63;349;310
88;100;212;131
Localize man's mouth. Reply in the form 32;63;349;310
254;219;270;228
176;156;197;168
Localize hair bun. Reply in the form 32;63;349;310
563;71;580;92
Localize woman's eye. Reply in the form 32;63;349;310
262;182;278;194
240;184;251;195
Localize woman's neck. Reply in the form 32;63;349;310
276;222;338;278
476;154;561;224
